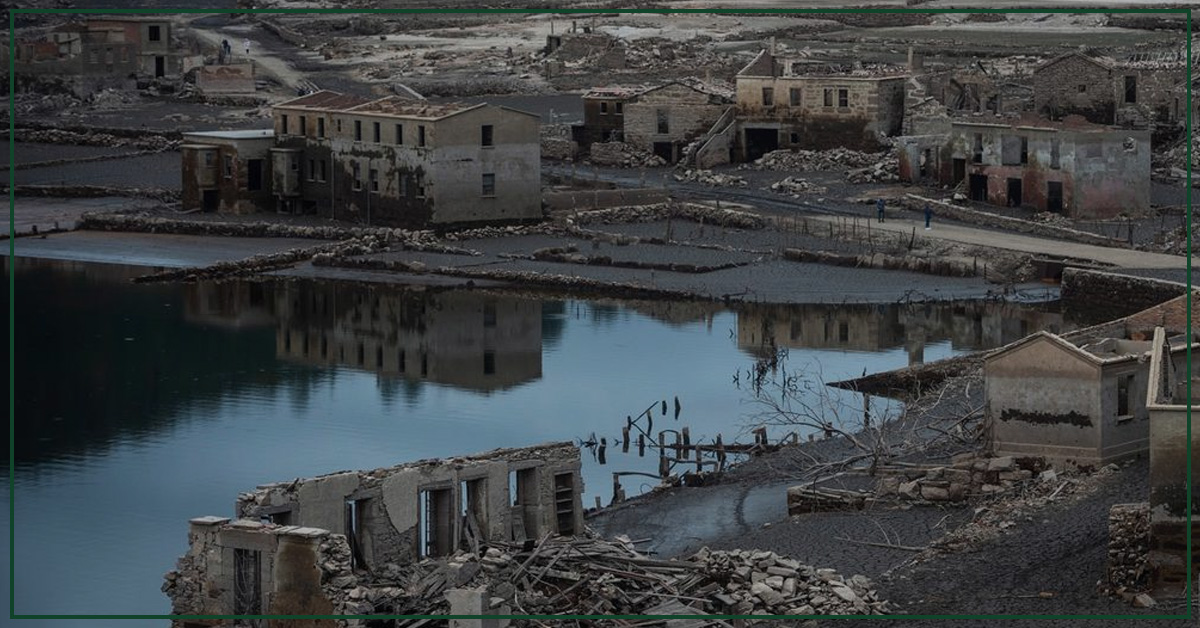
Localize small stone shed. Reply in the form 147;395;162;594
984;331;1170;467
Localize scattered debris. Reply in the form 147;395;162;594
589;141;667;168
1099;502;1151;601
745;148;890;173
768;176;828;196
673;168;749;188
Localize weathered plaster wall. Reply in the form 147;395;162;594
624;84;729;159
735;76;905;152
1034;56;1115;124
985;337;1104;464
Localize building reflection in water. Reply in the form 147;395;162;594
737;301;1074;366
268;283;543;392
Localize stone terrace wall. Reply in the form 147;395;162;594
1060;268;1188;328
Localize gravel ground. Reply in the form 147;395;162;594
15;152;182;188
4;142;140;166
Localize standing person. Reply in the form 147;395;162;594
244;38;251;57
221;39;231;63
924;204;933;230
876;198;885;223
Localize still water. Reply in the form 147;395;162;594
5;257;1077;623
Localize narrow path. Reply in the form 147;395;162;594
185;15;311;93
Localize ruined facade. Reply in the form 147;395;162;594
984;331;1189;467
180;130;276;214
734;50;906;158
14;17;176;78
271;91;542;226
623;81;734;163
166;444;584;626
897;117;1150;219
1033;51;1184;128
1143;327;1199;598
572;85;643;148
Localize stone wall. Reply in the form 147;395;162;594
903;195;1129;248
1034;55;1115;124
1060;268;1187;326
624;83;729;160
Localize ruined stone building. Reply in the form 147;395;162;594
180;91;543;226
14;17;177;78
273;285;544;392
624;81;734;163
1143;327;1199;597
180;129;277;214
572;85;644;149
165;444;584;625
734;50;907;159
983;331;1192;468
1033;50;1186;129
896;116;1150;218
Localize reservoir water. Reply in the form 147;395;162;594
5;256;1073;624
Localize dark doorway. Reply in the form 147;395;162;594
511;468;538;542
952;159;966;185
247;159;263;191
419;488;454;558
968;174;988;202
1006;177;1022;207
744;128;779;162
233;548;262;621
345;498;371;570
202;189;219;212
154;55;165;78
1047;181;1064;213
652;142;673;162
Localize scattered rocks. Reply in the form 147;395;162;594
1099;502;1151;600
570;202;765;230
588;141;667;168
673;168;748;188
768;176;828;196
745;147;890;173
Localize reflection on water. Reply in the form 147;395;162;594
6;256;1102;622
738;301;1074;366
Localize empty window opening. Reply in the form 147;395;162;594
1117;374;1134;417
354;120;362;141
553;473;576;535
460;478;488;550
837;89;849;108
1001;134;1024;166
482;173;496;197
148;25;162;42
281;114;289;135
599;102;608;114
615;102;623;115
247;159;263;191
419;488;454;558
352;163;362;190
483;351;496;375
789;132;799;144
299;116;307;135
418;126;427;147
656;109;670;134
232;548;262;617
372;122;381;143
761;87;774;107
838;322;849;343
1047;181;1063;213
483;302;497;327
823;89;833;107
223;155;233;179
972;133;983;164
344;498;376;570
307;159;315;181
511;468;538;541
415;172;426;198
316;117;325;138
370;169;379;193
482;125;494;147
395;123;404;145
1006;177;1022;207
356;342;365;366
1019;137;1028;164
789;87;802;106
1124;75;1137;104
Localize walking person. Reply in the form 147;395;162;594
220;39;231;63
924;203;933;230
244;38;251;57
876;198;885;223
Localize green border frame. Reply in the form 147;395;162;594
5;5;1193;622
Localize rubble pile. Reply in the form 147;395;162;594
844;155;900;184
769;176;828;197
673;169;749;188
1099;502;1151;600
366;536;891;620
571;202;766;230
1152;134;1197;180
12;128;179;151
1149;225;1195;255
874;454;1044;504
588;142;667;168
747;148;887;173
929;462;1122;555
1031;211;1072;227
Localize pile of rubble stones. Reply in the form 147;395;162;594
588;141;668;168
673;168;749;188
746;148;888;172
769;176;829;196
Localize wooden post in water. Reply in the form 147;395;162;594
622;426;630;453
638;434;645;457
